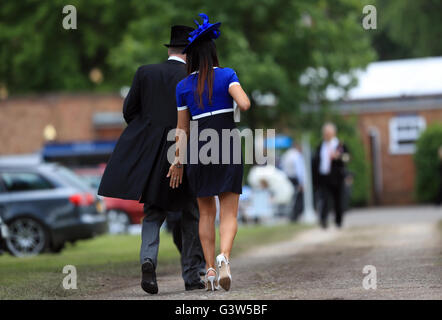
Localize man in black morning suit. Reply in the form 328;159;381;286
98;26;205;293
312;123;350;229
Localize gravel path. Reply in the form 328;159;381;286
91;206;442;300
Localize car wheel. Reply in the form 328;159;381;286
106;210;131;234
50;242;65;253
5;218;48;257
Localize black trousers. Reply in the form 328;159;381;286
140;201;205;285
317;174;344;227
437;166;442;205
165;211;205;270
288;178;304;222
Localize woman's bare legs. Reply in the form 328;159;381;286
218;192;240;260
197;196;217;277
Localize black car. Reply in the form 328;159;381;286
0;159;107;256
0;214;8;255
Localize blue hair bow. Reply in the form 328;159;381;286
187;13;221;43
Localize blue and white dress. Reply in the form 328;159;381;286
176;67;243;197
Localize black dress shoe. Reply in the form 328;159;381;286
141;260;158;294
185;279;205;291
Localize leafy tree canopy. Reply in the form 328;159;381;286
372;0;442;60
1;0;376;128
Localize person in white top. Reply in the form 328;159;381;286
313;123;350;229
281;142;305;185
280;141;305;221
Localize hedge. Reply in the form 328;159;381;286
414;124;442;203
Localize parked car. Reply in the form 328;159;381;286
74;166;144;234
0;214;8;255
0;159;107;256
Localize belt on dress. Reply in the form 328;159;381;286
192;108;234;120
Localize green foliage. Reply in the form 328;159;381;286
108;0;376;129
414;124;442;203
372;0;442;60
335;118;370;206
0;0;133;92
1;0;375;106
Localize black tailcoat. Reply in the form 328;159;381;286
98;60;191;211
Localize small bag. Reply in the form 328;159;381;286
233;101;240;122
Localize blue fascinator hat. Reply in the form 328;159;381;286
182;13;221;53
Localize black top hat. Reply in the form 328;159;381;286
164;25;194;48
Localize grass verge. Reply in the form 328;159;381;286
0;222;309;299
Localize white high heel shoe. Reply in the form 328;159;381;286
216;254;232;291
205;268;218;291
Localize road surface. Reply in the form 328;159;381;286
91;206;442;300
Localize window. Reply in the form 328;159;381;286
389;115;426;154
1;172;54;192
53;166;91;191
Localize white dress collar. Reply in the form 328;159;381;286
168;56;186;64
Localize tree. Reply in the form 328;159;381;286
372;0;442;60
414;125;442;203
0;0;133;92
109;0;376;130
1;0;376;112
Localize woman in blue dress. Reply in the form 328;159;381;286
167;13;250;291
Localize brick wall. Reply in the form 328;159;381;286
357;109;442;205
0;94;124;155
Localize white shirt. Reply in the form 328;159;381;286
319;137;339;175
280;148;305;185
168;56;186;64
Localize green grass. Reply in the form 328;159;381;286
0;222;309;299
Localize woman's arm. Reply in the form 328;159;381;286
175;109;190;163
167;109;190;188
229;84;251;111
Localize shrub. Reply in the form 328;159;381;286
414;124;442;203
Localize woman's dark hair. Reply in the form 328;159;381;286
186;36;219;108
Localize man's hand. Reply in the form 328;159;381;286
167;163;183;189
331;150;342;160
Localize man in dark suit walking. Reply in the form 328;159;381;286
98;26;205;294
312;123;350;229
